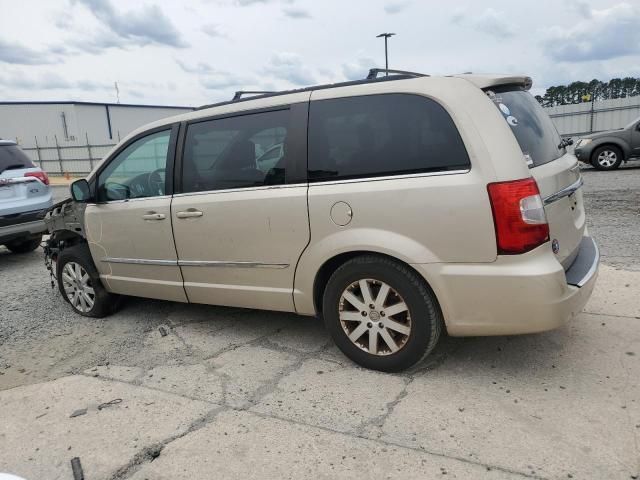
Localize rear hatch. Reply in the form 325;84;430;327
486;86;585;268
0;144;50;216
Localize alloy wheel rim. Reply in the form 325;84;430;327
338;278;411;356
61;262;95;313
597;150;617;167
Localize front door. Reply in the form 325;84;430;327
171;102;310;312
631;121;640;157
85;126;187;302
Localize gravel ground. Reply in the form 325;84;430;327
1;166;638;479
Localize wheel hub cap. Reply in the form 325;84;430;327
598;151;616;167
339;278;411;356
61;262;95;313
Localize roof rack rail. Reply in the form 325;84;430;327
232;90;277;101
366;68;428;80
197;72;426;111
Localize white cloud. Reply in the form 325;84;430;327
384;2;410;14
263;52;317;86
452;8;515;39
543;2;640;62
201;24;228;38
342;57;376;81
72;0;188;51
283;6;311;18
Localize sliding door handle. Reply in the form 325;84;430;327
176;209;204;219
142;212;166;221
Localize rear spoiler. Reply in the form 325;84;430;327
453;74;533;91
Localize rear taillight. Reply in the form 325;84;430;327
25;171;49;185
487;178;549;255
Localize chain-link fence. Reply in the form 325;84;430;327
20;134;117;176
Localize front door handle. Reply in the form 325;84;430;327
176;209;204;219
142;212;166;221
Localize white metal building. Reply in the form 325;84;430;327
0;101;193;149
545;96;640;137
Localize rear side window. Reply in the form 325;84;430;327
487;87;563;168
308;94;470;181
182;109;289;193
0;145;34;174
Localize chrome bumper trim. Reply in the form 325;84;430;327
543;177;584;205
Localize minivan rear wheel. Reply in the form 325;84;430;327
322;255;442;372
592;145;622;170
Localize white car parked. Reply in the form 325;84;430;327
0;140;52;253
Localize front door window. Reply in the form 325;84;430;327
98;130;171;202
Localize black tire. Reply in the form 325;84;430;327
322;255;442;372
591;145;623;170
56;243;120;318
5;235;42;253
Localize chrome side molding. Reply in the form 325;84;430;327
101;257;289;269
178;260;289;269
102;257;178;266
543;177;584;205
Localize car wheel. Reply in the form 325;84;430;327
4;235;42;254
56;244;120;318
591;145;623;170
322;255;443;372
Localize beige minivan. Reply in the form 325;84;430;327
45;70;599;371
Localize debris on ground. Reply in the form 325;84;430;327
97;398;122;411
69;409;87;418
70;457;84;480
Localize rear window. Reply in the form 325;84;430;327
0;145;34;173
308;94;470;181
486;87;563;168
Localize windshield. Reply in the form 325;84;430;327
486;87;563;168
0;145;34;174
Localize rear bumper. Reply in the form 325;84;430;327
413;237;599;336
0;209;48;244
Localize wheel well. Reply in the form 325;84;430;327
591;143;625;161
47;230;87;260
312;251;436;315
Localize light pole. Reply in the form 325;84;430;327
376;33;395;76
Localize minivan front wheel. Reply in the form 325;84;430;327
592;145;622;170
56;244;120;318
323;255;442;372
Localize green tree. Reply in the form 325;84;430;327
536;77;640;105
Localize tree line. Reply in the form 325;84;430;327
535;78;640;107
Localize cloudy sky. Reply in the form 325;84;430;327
1;0;639;106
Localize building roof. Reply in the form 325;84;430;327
0;101;193;110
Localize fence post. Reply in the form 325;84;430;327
34;136;43;169
54;135;65;175
86;132;94;170
589;95;595;133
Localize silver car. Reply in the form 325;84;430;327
0;140;52;253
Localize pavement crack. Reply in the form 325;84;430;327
109;406;226;480
355;375;412;437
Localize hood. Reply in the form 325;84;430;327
582;127;626;140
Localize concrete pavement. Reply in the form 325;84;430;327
0;265;638;480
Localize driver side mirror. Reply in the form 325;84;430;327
70;179;93;203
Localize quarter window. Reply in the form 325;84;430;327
308;94;470;181
97;130;171;202
182;109;290;193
